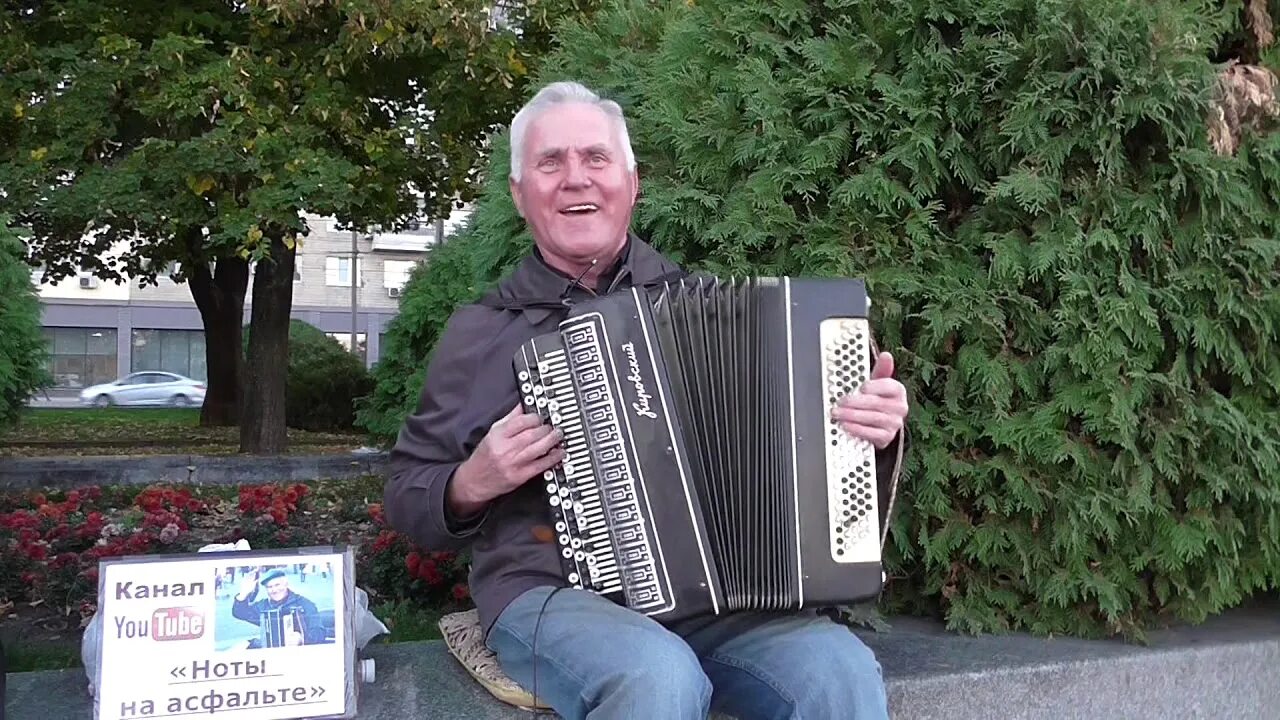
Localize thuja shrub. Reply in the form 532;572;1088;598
363;0;1280;638
0;216;50;428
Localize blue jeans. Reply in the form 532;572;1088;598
485;586;889;720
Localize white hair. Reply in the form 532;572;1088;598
508;81;636;181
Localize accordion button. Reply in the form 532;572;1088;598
556;521;567;532
568;573;580;584
546;482;557;494
563;548;573;558
549;496;561;507
518;371;529;381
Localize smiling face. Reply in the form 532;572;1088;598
510;101;639;284
265;577;289;602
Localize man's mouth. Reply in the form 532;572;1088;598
559;203;599;215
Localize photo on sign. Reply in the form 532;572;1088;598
212;560;337;651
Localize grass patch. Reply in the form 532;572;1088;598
13;408;202;428
370;599;446;643
2;641;83;673
1;407;378;456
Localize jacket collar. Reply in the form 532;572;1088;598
489;232;681;325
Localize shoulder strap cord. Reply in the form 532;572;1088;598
869;333;905;554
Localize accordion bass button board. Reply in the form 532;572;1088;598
513;276;883;624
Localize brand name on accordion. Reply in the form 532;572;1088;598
621;341;658;420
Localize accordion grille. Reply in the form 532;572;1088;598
820;318;880;564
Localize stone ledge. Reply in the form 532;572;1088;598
6;597;1278;719
0;452;389;490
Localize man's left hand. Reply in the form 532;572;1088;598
832;351;909;450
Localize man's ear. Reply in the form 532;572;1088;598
629;168;641;205
509;175;526;219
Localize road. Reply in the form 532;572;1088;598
26;391;85;409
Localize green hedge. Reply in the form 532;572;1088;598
0;217;50;429
360;0;1280;639
245;320;373;431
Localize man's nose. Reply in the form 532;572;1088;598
562;158;591;188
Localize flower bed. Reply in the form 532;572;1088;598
0;477;472;661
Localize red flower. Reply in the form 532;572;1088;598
451;583;470;601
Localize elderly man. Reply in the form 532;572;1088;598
232;568;324;648
385;81;908;719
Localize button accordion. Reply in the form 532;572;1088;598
512;275;890;624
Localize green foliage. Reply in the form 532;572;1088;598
244;320;373;432
354;230;483;442
355;136;550;441
286;321;374;432
0;218;50;429
364;0;1280;639
0;0;602;283
355;2;680;440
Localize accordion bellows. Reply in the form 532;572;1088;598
513;276;883;624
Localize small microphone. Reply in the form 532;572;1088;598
560;258;598;305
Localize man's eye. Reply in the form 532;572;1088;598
589;154;608;165
539;159;559;171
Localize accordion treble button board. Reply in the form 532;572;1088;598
818;317;881;565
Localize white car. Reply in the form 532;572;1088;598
80;372;207;408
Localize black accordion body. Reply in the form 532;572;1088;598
512;276;884;624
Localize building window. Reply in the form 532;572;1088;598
383;260;416;291
132;329;207;382
43;327;118;388
325;257;363;287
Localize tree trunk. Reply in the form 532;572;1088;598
239;233;296;454
189;252;249;427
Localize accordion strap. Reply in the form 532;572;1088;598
870;333;905;554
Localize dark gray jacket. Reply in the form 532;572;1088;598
383;235;904;637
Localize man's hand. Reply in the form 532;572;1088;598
283;614;303;647
236;570;259;601
832;351;909;450
448;404;564;516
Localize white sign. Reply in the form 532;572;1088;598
94;547;356;720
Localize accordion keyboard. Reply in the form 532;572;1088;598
516;316;673;614
518;347;622;595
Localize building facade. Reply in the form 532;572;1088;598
35;210;471;390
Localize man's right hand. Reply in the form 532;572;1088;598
236;570;259;601
447;404;564;516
